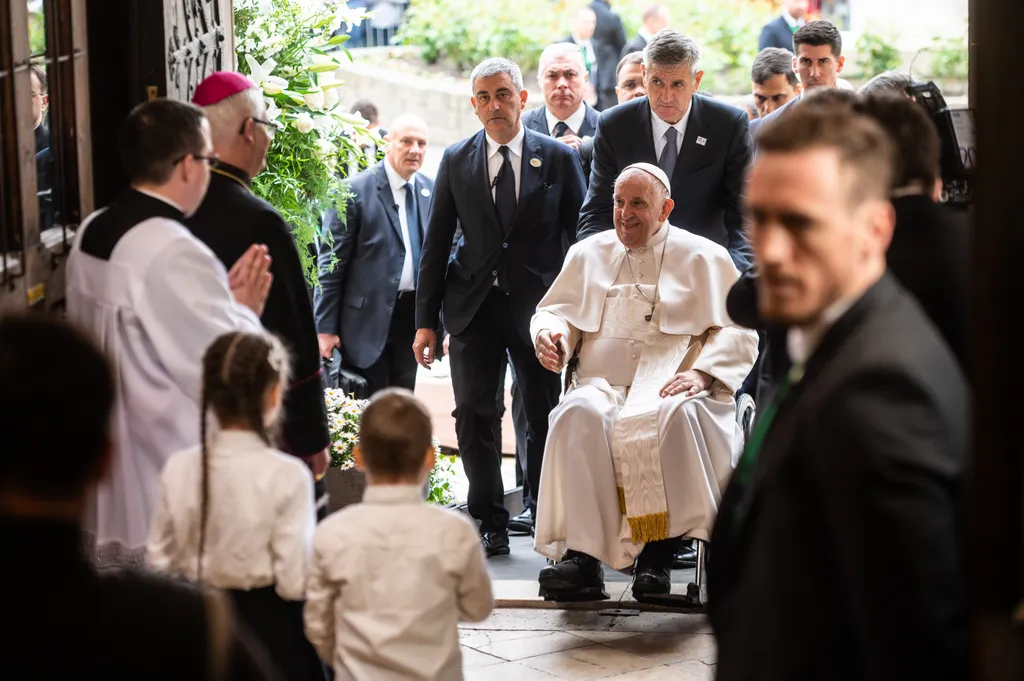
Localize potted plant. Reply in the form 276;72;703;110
323;388;459;512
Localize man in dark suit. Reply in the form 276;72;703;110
710;103;967;681
758;0;807;51
314;115;432;395
621;4;671;58
750;20;846;138
523;43;600;182
589;0;627;110
578;29;753;271
414;58;587;558
751;47;801;119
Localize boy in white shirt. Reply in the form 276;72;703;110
304;388;494;681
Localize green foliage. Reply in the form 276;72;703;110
28;9;45;56
852;28;902;79
234;0;376;286
396;0;560;73
426;453;459;506
922;34;968;81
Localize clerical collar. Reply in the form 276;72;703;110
211;162;251;189
131;186;185;215
545;103;587;137
485;124;525;160
383;156;417;192
787;294;857;365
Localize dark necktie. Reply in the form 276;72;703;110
658;127;679;179
493;145;517;231
404;182;421;280
553;121;570;138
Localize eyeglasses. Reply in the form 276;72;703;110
172;152;220;166
239;117;278;136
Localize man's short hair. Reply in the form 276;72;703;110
751;47;799;87
350;99;379;125
0;315;115;499
469;57;524;94
616;51;644;81
793;20;842;57
757;104;895;205
644;29;701;74
643;4;666;22
202;87;263;142
856;91;940;190
358;388;433;479
858;70;914;97
29;63;47;93
538;42;587;81
799;86;859;109
118;99;207;185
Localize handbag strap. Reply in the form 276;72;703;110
204;588;233;681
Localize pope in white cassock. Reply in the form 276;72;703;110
67;99;271;569
532;163;758;602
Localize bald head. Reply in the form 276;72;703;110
613;166;673;248
384;114;429;181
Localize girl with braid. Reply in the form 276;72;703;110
147;331;327;681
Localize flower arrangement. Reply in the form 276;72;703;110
324;388;459;506
234;0;379;286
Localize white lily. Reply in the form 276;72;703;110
303;89;326;111
323;88;340;111
294;113;316;134
244;54;289;95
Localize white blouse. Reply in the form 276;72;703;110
304;485;493;681
146;430;316;600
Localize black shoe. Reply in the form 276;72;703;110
538;550;609;602
508;508;534;535
672;541;698;569
632;564;672;599
481;531;510;558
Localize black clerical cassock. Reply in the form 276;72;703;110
187;162;331;463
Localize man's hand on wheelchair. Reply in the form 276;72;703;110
535;329;565;373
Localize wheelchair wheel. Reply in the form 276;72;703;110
736;393;756;444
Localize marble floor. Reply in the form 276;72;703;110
459;609;716;680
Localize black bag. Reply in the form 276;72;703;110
321;347;368;399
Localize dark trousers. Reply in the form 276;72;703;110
345;291;418;395
450;289;561;533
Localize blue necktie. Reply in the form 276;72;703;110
553;121;570;138
658;127;679;179
404;182;421;281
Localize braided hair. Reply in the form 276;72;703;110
196;331;290;583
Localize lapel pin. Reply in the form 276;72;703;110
530;157;542;168
420;187;431;197
696;136;707;146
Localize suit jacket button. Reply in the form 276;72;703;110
503;242;508;249
492;270;498;276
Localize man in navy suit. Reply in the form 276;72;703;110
314;115;433;395
414;58;587;558
523;43;600;183
578;29;753;271
758;0;807;51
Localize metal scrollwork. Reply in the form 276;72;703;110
165;0;228;102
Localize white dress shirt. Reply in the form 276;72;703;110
382;157;419;291
651;101;694;163
146;430;316;601
305;484;494;681
544;103;588;138
787;295;858;366
782;9;806;30
485;124;525;201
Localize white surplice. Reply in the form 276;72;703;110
531;224;758;570
67;201;263;568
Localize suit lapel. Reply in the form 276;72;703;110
580;103;599;137
414;177;431;242
637;100;659;163
374;163;402;243
673;94;707;184
471;131;505;238
536;106;551;135
509;128;543;234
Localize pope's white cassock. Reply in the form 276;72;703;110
532;222;758;570
67;188;263;568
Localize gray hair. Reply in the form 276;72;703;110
537;43;587;82
470;58;524;94
201;86;265;146
644;29;701;75
858;70;914;97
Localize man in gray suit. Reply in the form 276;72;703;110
315;115;433;395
